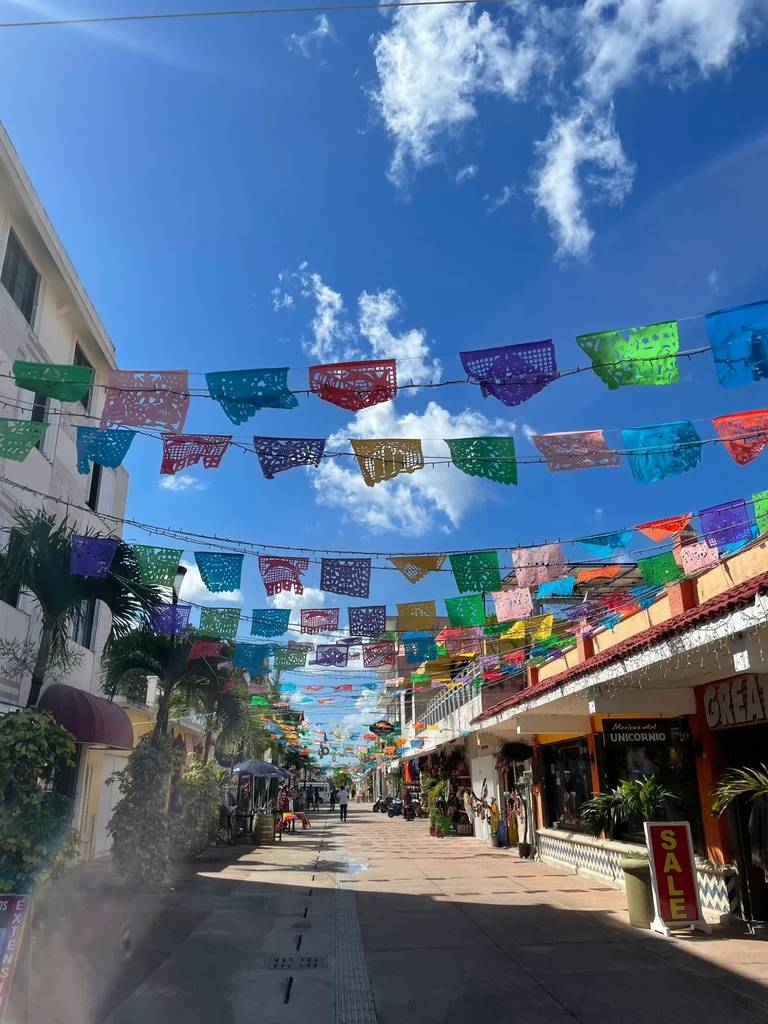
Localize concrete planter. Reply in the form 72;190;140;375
619;856;654;929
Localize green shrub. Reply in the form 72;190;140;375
169;754;220;858
0;708;78;893
107;734;182;886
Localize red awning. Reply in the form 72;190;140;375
39;683;134;749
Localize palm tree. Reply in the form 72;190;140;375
0;509;159;707
171;673;250;764
102;627;234;745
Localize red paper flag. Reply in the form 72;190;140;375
712;410;768;466
636;514;692;542
333;684;353;692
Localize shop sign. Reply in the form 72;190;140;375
702;676;768;730
602;718;672;746
0;895;30;1023
644;822;710;936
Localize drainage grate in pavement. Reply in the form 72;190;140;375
264;957;327;970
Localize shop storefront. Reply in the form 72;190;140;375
540;735;595;831
695;675;768;924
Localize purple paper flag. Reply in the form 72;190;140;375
320;558;371;598
151;603;191;635
699;499;753;551
70;535;119;578
348;605;387;638
460;340;557;407
312;645;349;667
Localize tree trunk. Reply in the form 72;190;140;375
26;624;54;708
203;729;212;764
151;682;174;745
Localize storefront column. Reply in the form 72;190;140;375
587;725;601;796
692;686;734;863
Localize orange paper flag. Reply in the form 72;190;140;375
636;514;692;542
576;564;623;583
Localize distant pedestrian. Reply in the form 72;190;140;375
330;788;337;812
339;787;349;822
313;788;320;811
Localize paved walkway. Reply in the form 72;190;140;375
22;806;768;1024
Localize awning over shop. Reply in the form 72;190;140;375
39;683;134;749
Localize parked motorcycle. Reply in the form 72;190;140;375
387;798;403;818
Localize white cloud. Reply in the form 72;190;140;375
484;183;516;214
287;14;336;58
310;399;518;535
268;586;326;623
370;0;767;255
178;560;243;604
299;266;358;362
456;163;478;183
708;269;720;291
371;3;539;187
159;474;209;493
358;289;441;386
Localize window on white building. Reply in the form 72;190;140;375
69;596;97;650
1;230;40;326
30;392;49;452
72;342;93;411
86;461;102;511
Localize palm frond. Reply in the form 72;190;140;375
713;765;768;815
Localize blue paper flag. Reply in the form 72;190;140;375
721;523;759;556
578;531;633;558
705;300;768;389
622;421;702;485
76;426;135;474
206;368;298;424
233;643;272;674
251;608;291;637
194;552;244;593
536;575;575;598
598;613;623;631
403;630;438;664
631;585;660;611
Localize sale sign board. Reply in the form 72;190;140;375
0;895;30;1023
644;822;710;936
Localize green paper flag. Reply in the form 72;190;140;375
445;594;486;628
449;550;502;594
410;673;430;683
482;623;508;636
445;437;518;486
133;544;183;587
13;361;92;403
250;695;269;706
753;490;768;535
576;321;679;390
275;645;309;670
0;418;49;461
199;607;241;639
637;550;684;587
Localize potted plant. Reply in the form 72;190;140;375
580;774;677;929
429;806;444;838
712;764;768;928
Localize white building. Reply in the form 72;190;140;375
0;122;133;857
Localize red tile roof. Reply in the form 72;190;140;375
471;569;768;724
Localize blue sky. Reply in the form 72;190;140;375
2;1;768;745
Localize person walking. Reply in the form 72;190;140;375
313;787;320;811
338;786;349;822
329;788;337;813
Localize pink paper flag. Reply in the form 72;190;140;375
680;541;719;574
100;370;190;432
532;430;620;473
491;587;533;622
511;543;567;586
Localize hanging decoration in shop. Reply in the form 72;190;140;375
70;535;118;578
511;543;566;585
396;600;437;631
637;551;684;587
621;420;702;484
711;410;768;466
13;360;92;403
705;299;768;389
199;607;241;639
194;552;244;593
449;550;502;593
76;426;135;474
0;418;49;461
258;555;309;596
578;531;633;558
362;640;396;668
188;639;223;661
253;436;326;479
388;554;445;584
403;630;438;664
300;608;340;634
536;575;575;598
445;437;518;485
251;608;291;637
491;586;533;621
319;557;371;598
132;544;183;587
575;321;679;390
100;370;190;432
151;602;191;636
444;594;485;628
350;438;424;487
313;645;349;668
161;434;231;475
308;359;397;411
460;340;558;407
698;499;753;551
532;429;620;473
348;605;386;637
